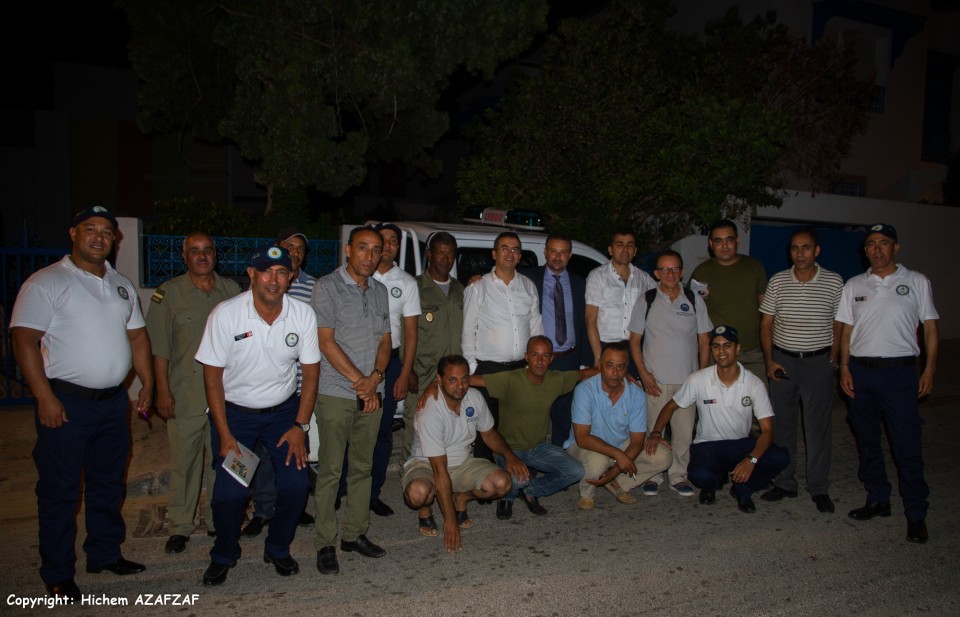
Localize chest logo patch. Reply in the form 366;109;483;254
117;286;129;300
235;331;252;341
391;286;402;298
703;399;717;405
285;333;299;347
896;285;909;296
741;396;752;407
680;303;690;312
465;406;475;418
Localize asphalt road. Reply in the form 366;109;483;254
2;343;959;616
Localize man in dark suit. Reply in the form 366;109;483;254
523;234;591;447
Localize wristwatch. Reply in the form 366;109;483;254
373;368;385;384
747;456;759;465
296;422;310;434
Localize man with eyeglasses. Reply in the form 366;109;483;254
689;219;767;381
627;250;712;498
585;228;656;375
759;228;843;514
836;223;938;544
462;231;544;461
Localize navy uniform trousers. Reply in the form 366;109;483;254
34;388;129;584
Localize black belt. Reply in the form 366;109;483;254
850;356;916;369
774;345;831;359
553;347;577;359
49;378;123;401
226;393;297;414
477;359;526;372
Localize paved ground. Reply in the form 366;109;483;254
2;343;959;616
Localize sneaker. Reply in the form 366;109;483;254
642;481;659;496
670;482;695;497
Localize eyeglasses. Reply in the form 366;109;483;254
655;267;681;274
498;246;521;255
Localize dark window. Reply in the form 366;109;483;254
567;254;604;280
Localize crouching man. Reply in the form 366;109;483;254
402;355;529;552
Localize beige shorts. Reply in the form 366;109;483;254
402;457;501;493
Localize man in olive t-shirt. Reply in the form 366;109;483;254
474;336;594;519
689;219;767;380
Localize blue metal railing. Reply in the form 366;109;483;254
142;235;340;288
1;248;70;405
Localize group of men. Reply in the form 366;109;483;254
11;208;939;601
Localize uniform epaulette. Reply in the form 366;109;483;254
151;288;166;304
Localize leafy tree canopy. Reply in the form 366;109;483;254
121;0;549;198
457;0;870;251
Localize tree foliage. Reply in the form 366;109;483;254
121;0;548;198
457;1;870;251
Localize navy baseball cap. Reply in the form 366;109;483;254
866;223;897;242
374;222;403;239
72;205;118;230
276;226;308;244
709;325;739;345
250;245;293;271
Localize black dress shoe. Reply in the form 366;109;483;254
370;498;395;517
264;553;300;575
298;512;315;527
730;487;756;513
812;494;835;513
760;486;798;502
496;499;513;520
241;516;270;537
699;490;716;505
164;535;189;554
86;557;146;575
906;519;928;544
518;489;548;516
317;546;339;574
46;579;81;601
202;562;233;586
848;501;891;520
341;534;386;558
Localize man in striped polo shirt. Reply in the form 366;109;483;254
759;228;842;513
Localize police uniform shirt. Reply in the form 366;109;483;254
11;255;145;389
627;287;712;384
372;263;421;350
673;363;773;444
462;269;544;372
835;264;939;358
195;290;321;408
409;388;493;468
585;261;657;343
145;273;240;415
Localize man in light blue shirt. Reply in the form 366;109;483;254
565;342;670;510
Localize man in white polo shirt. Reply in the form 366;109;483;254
646;326;788;513
759;228;843;513
11;205;153;601
195;245;321;585
368;222;421;517
402;355;527;552
837;223;938;544
585;228;656;373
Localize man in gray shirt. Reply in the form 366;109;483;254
311;227;392;575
